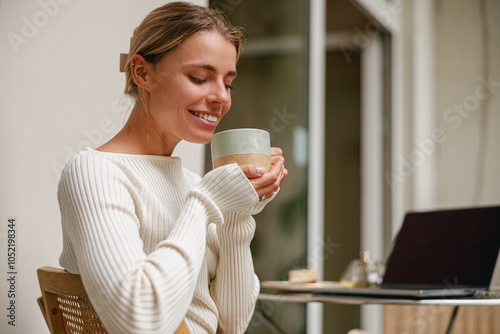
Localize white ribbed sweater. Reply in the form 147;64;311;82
58;148;267;334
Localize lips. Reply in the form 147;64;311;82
189;110;218;123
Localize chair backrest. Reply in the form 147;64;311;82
37;266;190;334
37;266;108;334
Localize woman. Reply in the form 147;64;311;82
57;2;287;334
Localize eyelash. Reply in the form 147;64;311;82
189;76;233;90
189;76;205;84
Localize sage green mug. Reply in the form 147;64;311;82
211;128;271;171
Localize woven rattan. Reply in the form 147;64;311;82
37;266;108;333
57;294;107;333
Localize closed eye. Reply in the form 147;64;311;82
189;74;233;90
189;76;205;84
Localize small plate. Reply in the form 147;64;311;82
260;281;343;293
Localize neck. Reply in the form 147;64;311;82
99;106;179;156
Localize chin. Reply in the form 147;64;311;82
187;134;214;144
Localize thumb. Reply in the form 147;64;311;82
239;164;266;179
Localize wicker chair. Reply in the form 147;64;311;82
37;266;189;334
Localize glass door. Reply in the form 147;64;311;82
207;1;392;333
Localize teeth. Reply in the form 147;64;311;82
192;111;218;122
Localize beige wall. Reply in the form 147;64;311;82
434;0;500;283
392;0;499;215
434;0;500;207
395;0;500;282
0;1;206;333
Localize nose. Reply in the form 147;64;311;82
208;81;231;105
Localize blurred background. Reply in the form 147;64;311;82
1;0;499;333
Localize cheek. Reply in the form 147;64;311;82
176;85;205;104
222;101;232;116
151;88;189;114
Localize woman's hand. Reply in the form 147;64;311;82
240;147;288;201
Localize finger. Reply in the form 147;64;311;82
258;191;274;202
239;164;266;179
256;178;280;201
280;167;288;185
272;164;287;189
257;186;277;201
269;157;284;173
255;167;287;201
250;159;284;193
271;147;283;157
271;155;284;165
268;162;287;190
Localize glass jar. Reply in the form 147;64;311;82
339;250;384;288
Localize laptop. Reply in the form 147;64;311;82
314;206;500;299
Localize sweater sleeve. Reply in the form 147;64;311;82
58;154;257;334
210;213;260;334
209;192;279;333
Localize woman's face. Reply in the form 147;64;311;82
147;30;237;146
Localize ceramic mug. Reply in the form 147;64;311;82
211;128;271;171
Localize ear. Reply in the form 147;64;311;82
130;54;153;92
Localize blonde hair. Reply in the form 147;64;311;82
124;2;243;104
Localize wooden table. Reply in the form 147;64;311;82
257;289;500;334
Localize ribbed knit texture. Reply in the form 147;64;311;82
58;148;269;334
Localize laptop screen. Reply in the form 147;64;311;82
382;206;500;288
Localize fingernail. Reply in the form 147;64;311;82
256;166;265;175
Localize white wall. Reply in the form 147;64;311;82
434;0;500;284
393;0;500;282
434;0;500;208
0;1;206;333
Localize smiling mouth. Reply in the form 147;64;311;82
189;110;218;123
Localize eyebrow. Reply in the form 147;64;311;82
186;63;237;77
